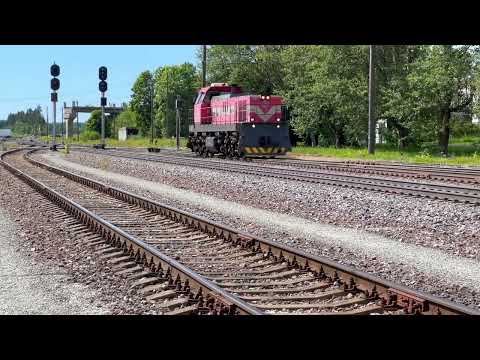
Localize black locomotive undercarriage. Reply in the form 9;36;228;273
188;131;241;158
187;123;292;158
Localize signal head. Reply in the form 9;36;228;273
50;64;60;77
99;66;108;81
51;78;60;91
99;80;108;93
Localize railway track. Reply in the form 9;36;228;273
85;145;480;184
258;157;480;184
1;147;478;315
72;147;480;206
145;148;480;184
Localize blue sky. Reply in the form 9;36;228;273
0;45;198;122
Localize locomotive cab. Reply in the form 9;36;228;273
194;83;243;125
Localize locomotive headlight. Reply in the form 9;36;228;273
261;95;265;100
250;117;255;122
276;118;281;122
266;96;270;100
277;125;280;128
252;124;256;128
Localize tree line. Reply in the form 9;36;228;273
123;45;480;154
5;45;473;153
203;45;480;155
1;106;47;136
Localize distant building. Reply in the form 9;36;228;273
0;129;12;139
376;119;387;144
118;127;139;141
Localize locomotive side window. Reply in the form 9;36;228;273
195;92;206;104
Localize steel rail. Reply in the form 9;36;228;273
17;147;480;315
83;145;480;176
72;147;480;205
0;148;262;315
256;158;480;183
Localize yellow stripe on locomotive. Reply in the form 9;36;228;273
244;147;288;155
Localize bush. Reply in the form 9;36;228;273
80;130;100;141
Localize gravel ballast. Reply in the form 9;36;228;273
0;208;108;315
37;151;480;309
0;162;165;315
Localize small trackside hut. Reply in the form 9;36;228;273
187;83;292;158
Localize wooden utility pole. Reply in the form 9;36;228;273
175;95;181;151
202;45;207;87
61;106;64;144
150;76;154;144
368;45;377;154
77;102;79;141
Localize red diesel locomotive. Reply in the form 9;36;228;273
187;83;292;158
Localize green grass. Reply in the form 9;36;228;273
38;134;480;166
292;143;480;166
40;136;188;149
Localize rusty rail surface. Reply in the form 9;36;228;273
0;148;261;315
4;147;477;315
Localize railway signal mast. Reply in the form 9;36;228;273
99;66;108;148
50;63;60;151
46;106;49;145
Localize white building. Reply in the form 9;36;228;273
118;127;139;141
376;119;387;144
0;129;12;138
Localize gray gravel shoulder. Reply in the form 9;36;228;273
0;209;109;315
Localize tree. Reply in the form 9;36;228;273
376;45;429;149
130;71;154;136
5;106;46;136
115;110;138;129
281;45;368;147
202;45;287;94
85;110;112;137
408;45;479;155
153;63;200;137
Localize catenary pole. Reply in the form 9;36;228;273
368;45;377;154
150;76;154;144
202;45;207;87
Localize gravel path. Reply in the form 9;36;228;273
0;209;108;315
38;151;480;308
